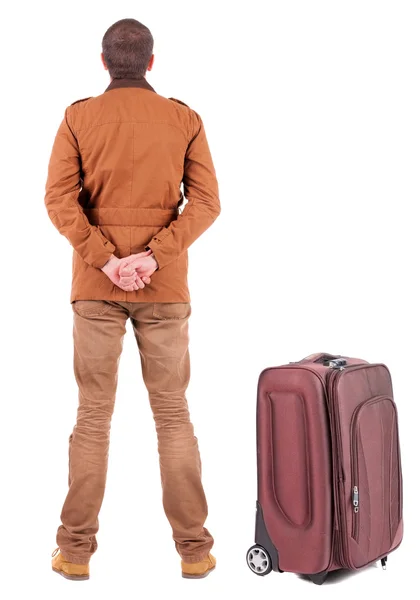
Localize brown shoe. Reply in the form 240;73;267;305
181;553;216;579
51;547;90;581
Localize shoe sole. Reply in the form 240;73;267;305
182;566;216;579
52;567;89;581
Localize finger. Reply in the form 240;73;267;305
123;249;152;264
119;271;135;281
119;269;136;278
121;283;138;292
119;276;137;286
120;269;137;279
120;268;135;277
124;258;144;271
119;263;135;276
120;271;137;280
123;277;145;291
142;276;151;285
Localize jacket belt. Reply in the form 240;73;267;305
83;207;178;227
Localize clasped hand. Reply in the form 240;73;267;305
101;249;158;292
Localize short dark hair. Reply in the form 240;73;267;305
102;19;154;79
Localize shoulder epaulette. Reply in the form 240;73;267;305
71;97;92;106
169;97;189;107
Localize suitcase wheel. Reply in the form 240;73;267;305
246;545;273;576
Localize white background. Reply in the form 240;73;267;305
1;1;419;598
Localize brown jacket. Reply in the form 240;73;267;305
44;77;220;303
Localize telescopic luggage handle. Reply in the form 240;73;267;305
299;353;347;368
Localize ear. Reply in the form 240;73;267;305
147;54;155;72
101;52;108;71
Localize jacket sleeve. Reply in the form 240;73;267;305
44;107;116;268
146;111;220;269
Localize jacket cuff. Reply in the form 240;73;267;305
86;229;116;268
146;228;173;269
146;236;176;270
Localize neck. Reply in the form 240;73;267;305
104;76;155;93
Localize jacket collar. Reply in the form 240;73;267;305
105;77;156;93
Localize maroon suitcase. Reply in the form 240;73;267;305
247;353;403;585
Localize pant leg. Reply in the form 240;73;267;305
57;300;128;564
130;301;214;563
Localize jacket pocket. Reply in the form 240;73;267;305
152;302;191;320
350;395;402;559
72;300;113;318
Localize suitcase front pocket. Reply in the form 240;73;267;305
350;395;401;558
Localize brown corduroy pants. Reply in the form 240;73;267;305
56;300;213;565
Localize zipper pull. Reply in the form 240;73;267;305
353;486;359;513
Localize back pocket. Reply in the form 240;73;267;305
152;302;191;320
72;300;113;318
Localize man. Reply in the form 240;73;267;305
45;18;220;581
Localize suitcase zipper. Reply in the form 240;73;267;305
327;368;347;567
350;399;363;542
352;486;359;539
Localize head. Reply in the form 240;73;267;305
101;19;154;80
